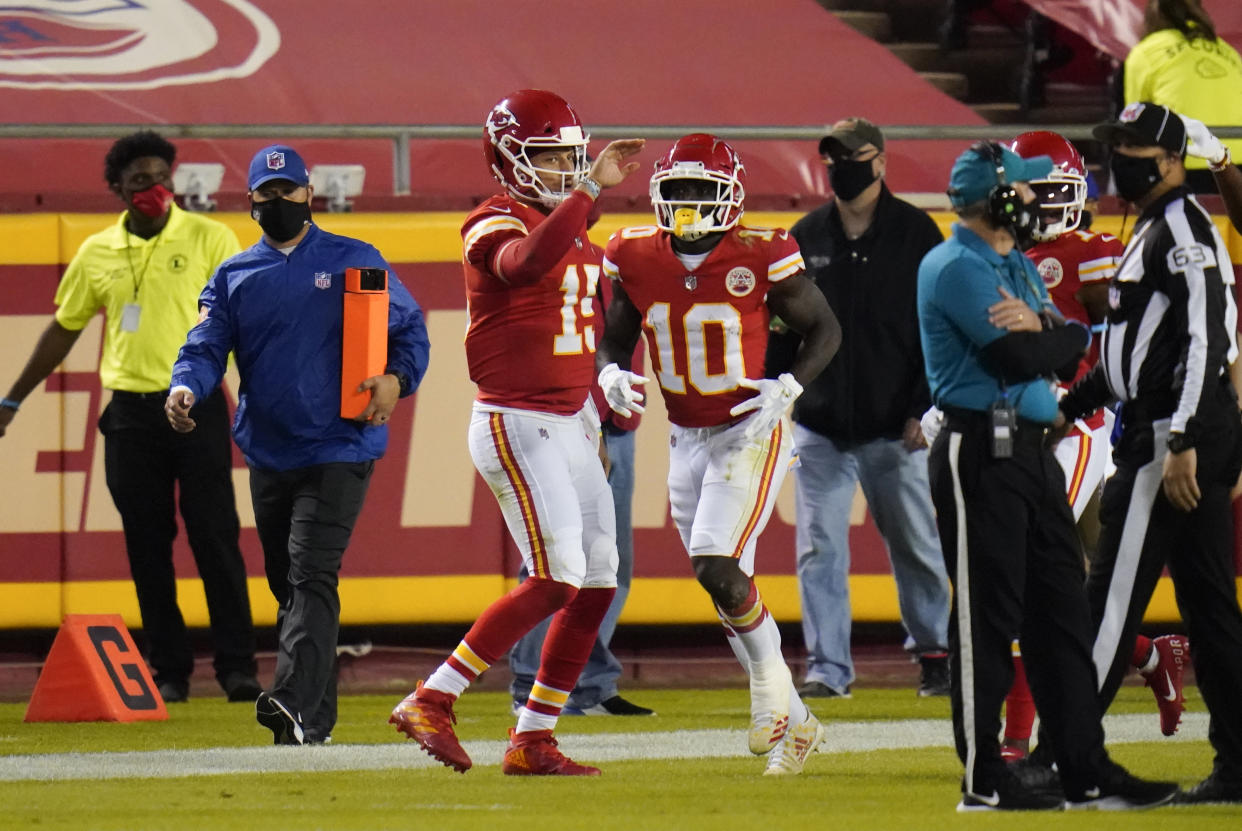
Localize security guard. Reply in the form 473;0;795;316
0;131;260;704
917;141;1178;811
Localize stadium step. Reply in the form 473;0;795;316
816;1;1111;129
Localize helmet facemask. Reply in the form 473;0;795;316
650;165;743;241
492;129;589;209
1028;173;1086;242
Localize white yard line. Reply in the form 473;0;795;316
0;712;1208;782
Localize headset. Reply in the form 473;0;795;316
972;140;1037;247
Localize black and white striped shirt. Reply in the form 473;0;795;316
1063;187;1237;437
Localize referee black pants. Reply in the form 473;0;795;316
249;461;373;742
929;411;1109;798
100;389;257;688
1087;381;1242;778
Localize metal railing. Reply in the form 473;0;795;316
3;123;1240;196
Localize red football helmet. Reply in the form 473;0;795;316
1010;130;1087;242
483;89;590;208
650;134;746;240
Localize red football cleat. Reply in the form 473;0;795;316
1143;635;1189;736
1000;737;1029;763
501;728;601;776
389;681;472;772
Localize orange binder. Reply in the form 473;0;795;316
341;267;389;419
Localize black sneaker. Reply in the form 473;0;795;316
918;653;951;697
221;672;262;703
156;680;189;704
1008;757;1061;794
957;770;1066;812
798;680;851;699
1177;769;1242;804
255;692;304;745
1067;762;1179;810
577;695;656;716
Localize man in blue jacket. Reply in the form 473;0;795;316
165;145;430;745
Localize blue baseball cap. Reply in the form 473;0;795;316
947;143;1053;208
247;144;309;190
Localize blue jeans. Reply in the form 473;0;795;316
508;428;634;708
794;424;949;690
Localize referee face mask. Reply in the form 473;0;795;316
1109;147;1168;203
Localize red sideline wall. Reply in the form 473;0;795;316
3;210;1233;631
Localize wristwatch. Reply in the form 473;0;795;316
1167;431;1194;454
387;371;410;397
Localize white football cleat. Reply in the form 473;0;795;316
747;655;792;754
763;713;827;776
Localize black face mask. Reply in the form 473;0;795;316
1109;153;1164;203
828;157;878;201
251;197;311;243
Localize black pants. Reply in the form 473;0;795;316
100;389;256;687
929;411;1109;799
1087;381;1242;778
249;461;373;741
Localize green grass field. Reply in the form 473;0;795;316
0;686;1236;830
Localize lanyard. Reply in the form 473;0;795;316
123;225;163;301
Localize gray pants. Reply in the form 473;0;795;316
250;461;373;741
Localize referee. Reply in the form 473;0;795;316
1058;103;1242;805
918;141;1177;810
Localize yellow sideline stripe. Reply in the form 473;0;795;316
6;211;1242;268
0;574;1212;629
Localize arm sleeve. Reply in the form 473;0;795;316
1060;363;1112;421
767;230;804;283
1123;44;1153;104
208;223;243;275
1165;233;1233;437
51;245;101;331
379;254;431;398
491;191;594;286
764;328;801;378
169;266;233;399
906;213;945;417
978;322;1090;382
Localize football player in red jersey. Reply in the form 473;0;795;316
1000;131;1189;761
389;89;644;776
596;134;841;775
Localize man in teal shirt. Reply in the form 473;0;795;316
916;142;1179;812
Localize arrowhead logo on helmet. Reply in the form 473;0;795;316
483;89;590;209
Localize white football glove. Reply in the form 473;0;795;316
597;362;649;417
919;406;945;447
729;373;803;441
1181;114;1227;166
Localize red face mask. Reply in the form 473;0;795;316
129;183;174;218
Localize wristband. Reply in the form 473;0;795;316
576;177;602;200
0;398;19;411
1209;146;1232;173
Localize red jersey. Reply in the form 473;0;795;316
463;194;599;414
603;224;803;428
1027;228;1123;429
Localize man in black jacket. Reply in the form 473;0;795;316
767;118;951;699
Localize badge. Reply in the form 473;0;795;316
120;303;141;332
725;267;756;297
684;274;697;291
